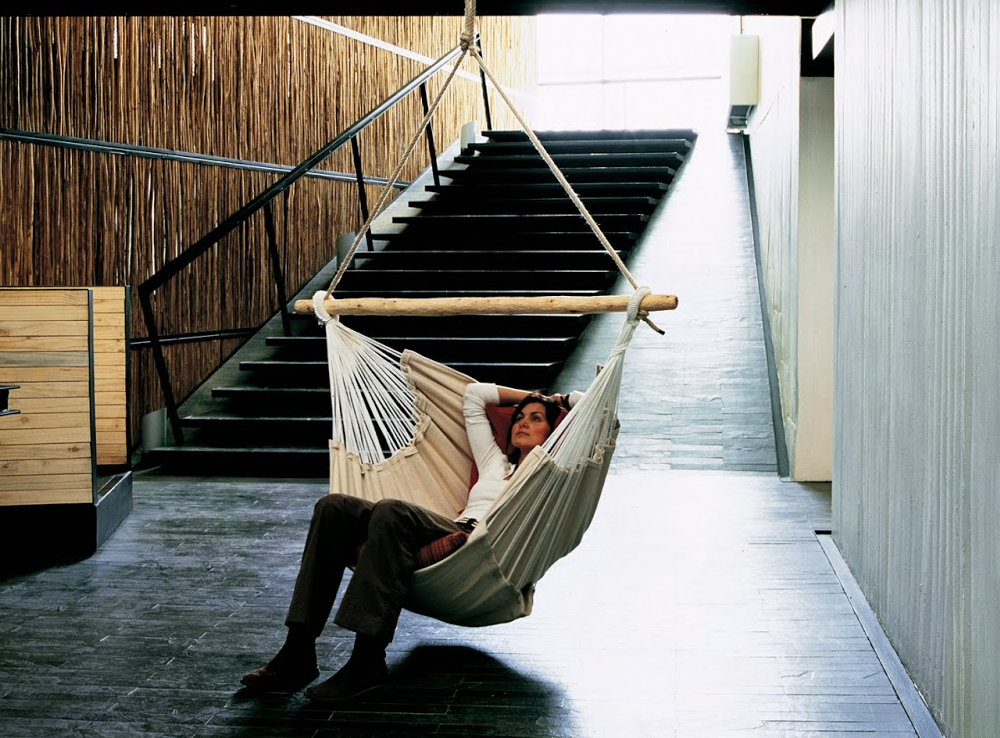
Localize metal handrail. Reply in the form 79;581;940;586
138;37;487;445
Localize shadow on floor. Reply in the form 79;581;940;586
224;645;565;738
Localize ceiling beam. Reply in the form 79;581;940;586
20;1;833;17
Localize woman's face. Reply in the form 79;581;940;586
510;401;553;457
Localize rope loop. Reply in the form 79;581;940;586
627;287;652;324
313;290;334;325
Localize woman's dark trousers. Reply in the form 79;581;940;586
285;493;462;643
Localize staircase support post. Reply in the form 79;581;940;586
263;203;292;336
476;36;493;131
350;135;376;251
419;83;441;187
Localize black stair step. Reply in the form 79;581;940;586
265;335;577;362
406;196;659;215
293;314;592;338
425;182;670;198
145;446;329;477
329;288;606;300
238;359;559;390
466;139;693;155
454;152;683;169
179;415;335;445
391;214;649;232
366;231;638;248
352;249;627;270
335;269;614;292
441;166;676;184
151;444;329;456
209;386;332;414
481;129;697;142
452;361;562;389
180;415;411;450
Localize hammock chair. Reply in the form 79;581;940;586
294;1;678;628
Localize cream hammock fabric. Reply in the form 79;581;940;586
313;290;648;627
302;0;672;627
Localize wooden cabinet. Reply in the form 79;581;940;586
0;287;132;557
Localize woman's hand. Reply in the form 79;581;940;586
547;393;572;410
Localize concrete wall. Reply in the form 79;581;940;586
834;2;1000;736
744;18;834;481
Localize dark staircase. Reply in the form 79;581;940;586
145;129;696;475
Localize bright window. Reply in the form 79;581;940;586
534;14;737;131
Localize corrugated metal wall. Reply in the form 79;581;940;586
834;2;1000;736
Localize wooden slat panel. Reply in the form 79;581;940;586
92;300;124;314
94;364;125;379
92;314;124;330
0;443;90;461
94;402;126;418
0;306;90;321
93;339;125;354
0;335;89;351
0;320;90;337
0;291;90;306
0;288;99;506
96;440;128;465
10;397;91;414
0;458;93;476
4;381;90;398
95;417;125;432
0;474;91;493
94;378;125;393
0;486;92;505
0;427;91;446
3;412;91;430
88;288;128;465
0;366;89;382
0;351;89;367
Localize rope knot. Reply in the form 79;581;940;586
461;0;476;51
627;287;651;324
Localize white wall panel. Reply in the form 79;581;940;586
745;19;834;481
795;78;834;481
744;17;801;473
834;2;1000;736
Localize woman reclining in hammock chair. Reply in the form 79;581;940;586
240;381;582;703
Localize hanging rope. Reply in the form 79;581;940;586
322;0;664;333
464;42;663;334
323;47;469;300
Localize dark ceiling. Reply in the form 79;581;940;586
23;1;832;17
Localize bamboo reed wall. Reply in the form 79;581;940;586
0;15;537;447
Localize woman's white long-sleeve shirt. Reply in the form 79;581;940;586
459;383;514;522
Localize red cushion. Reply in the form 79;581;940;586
468;403;568;489
354;530;469;570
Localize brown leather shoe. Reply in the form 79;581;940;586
303;659;388;704
240;659;319;692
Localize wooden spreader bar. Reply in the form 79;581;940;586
294;294;678;317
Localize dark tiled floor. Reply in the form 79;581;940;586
0;132;919;736
1;473;917;737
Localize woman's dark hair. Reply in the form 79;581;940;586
506;393;563;465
